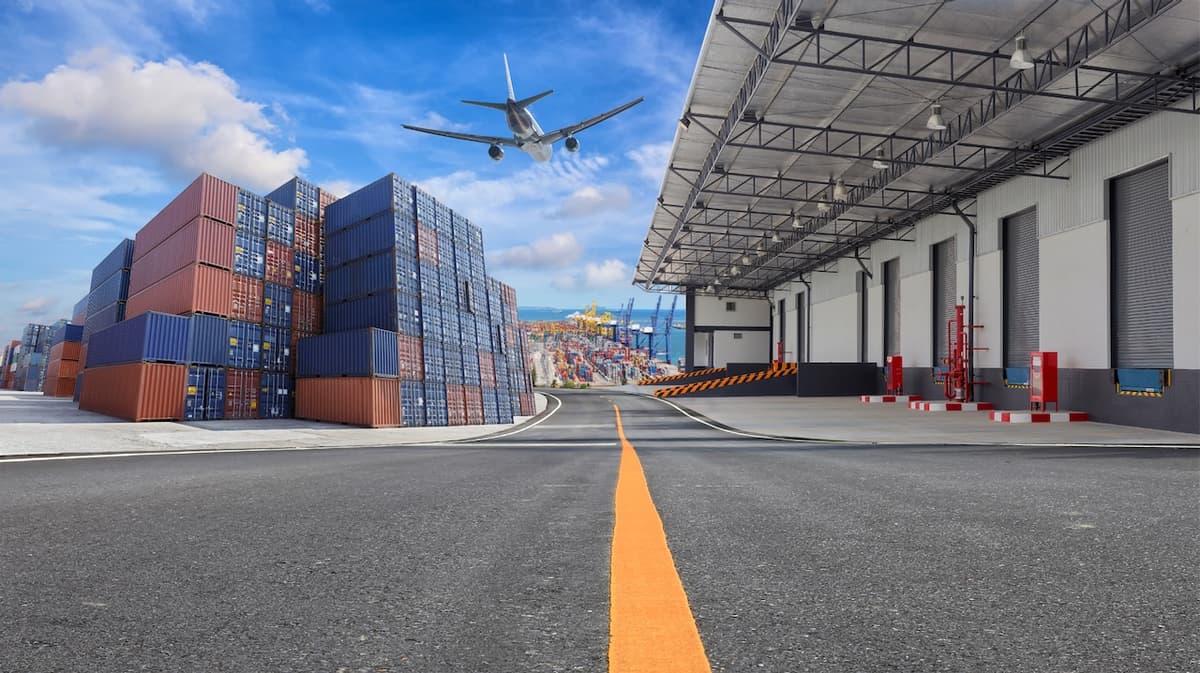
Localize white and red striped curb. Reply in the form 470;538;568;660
990;411;1089;423
909;401;995;412
860;395;922;403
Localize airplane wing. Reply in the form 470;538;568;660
402;125;520;147
539;97;645;144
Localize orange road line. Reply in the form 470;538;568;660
609;405;711;673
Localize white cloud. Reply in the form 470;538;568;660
19;297;54;315
553;184;632;219
552;258;632;291
489;232;583;270
320;180;356;199
418;155;611;221
583;259;632;288
303;0;331;13
626;142;672;184
0;49;307;192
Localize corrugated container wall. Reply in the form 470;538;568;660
135;174;237;259
91;239;135;290
86;312;190;367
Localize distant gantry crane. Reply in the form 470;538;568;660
662;295;678;364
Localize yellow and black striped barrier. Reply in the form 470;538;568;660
653;363;798;398
639;367;728;386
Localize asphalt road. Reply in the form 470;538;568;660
1;389;1196;672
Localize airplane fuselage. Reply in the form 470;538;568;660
505;99;552;162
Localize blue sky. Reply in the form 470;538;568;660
0;0;708;339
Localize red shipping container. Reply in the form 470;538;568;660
44;358;61;383
291;291;322;333
478;351;496;388
318;189;336;220
295;214;320;256
265;240;294;285
129;217;235;294
44;377;76;398
135;174;237;261
296;378;402;428
126;264;232;319
519;392;536;416
446;383;467;426
80;362;186;421
231;275;264;323
398;335;424;381
464;385;484;425
417;223;438;265
79;343;89;368
49;341;81;363
224;369;260;419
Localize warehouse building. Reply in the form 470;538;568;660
636;0;1199;432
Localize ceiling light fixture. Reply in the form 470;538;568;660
817;201;830;214
792;211;803;228
1010;35;1035;70
872;147;889;170
926;103;947;131
731;265;740;276
771;232;782;243
742;255;752;265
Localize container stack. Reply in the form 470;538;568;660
83;239;135;343
295;174;529;427
1;340;18;389
43;322;84;397
12;323;51;392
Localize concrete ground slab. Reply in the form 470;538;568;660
634;393;1199;446
0;391;547;458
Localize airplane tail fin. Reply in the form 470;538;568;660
462;99;508;110
514;89;553;109
504;53;515;101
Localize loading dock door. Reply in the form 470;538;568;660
883;259;900;356
1004;208;1039;366
932;238;957;367
1112;161;1173;367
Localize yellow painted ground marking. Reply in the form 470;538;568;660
609;405;711;673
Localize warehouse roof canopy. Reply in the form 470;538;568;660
637;0;1200;297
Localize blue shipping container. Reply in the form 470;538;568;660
234;230;266;279
258;372;294;419
263;283;293;328
51;323;84;346
90;238;135;291
296;329;400;378
227;320;262;369
267;177;320;220
325;210;417;269
266;201;295;246
261;326;291;372
237;189;268;238
87;311;189;367
187;314;229;366
82;302;125;344
401;380;426;427
324;291;420;336
293;251;320;293
325;174;413;234
87;269;130;317
324;251;417;304
207;368;226;420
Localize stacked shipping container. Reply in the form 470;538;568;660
43;323;84;397
10;323;52;392
10;170;531;426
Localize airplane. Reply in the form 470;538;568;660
402;54;644;163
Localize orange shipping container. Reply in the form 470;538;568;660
79;362;186;421
49;341;82;363
43;377;76;398
265;240;294;286
464;385;484;425
398;335;424;380
292;290;322;333
231;275;264;323
129;216;235;295
44;358;61;384
416;223;438;265
296;378;402;428
479;351;496;388
295;214;320;256
126;263;232;319
79;343;89;368
134;174;237;260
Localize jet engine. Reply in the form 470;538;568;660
488;144;504;161
564;136;580;153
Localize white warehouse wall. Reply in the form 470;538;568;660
1173;191;1200;370
811;293;858;362
711;330;770;368
1039;220;1110;368
693;296;769;328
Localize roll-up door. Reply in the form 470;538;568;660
1112;161;1172;367
1004;208;1039;367
883;259;900;356
932;238;957;366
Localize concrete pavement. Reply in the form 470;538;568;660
0;391;549;458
